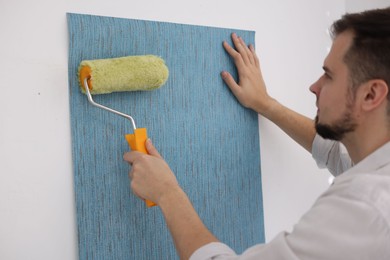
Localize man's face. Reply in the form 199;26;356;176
309;31;358;141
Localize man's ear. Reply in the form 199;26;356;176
360;79;389;111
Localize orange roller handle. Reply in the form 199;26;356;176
125;128;157;208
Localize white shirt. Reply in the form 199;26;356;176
190;135;390;260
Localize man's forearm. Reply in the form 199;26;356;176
262;99;316;153
159;188;219;260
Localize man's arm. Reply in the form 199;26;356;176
123;139;219;260
222;33;316;152
123;34;318;260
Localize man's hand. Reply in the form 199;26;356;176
222;33;316;152
222;33;276;116
123;139;180;206
124;139;219;259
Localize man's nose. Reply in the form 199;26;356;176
309;77;322;97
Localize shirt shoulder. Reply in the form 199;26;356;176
331;168;390;226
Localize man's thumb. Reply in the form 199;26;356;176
145;139;162;158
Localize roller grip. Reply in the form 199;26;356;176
125;128;157;207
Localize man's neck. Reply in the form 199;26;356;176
342;125;390;164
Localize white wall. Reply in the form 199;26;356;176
0;1;387;259
346;0;389;12
257;0;343;241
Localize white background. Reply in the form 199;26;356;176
0;0;389;259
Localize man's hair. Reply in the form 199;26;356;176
330;7;390;93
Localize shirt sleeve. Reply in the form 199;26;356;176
189;234;302;260
189;242;237;260
311;134;353;176
190;183;390;260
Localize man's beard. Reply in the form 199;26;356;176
314;107;357;141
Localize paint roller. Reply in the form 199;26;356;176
78;55;169;207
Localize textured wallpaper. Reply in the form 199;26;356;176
67;13;264;259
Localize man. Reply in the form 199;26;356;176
124;7;390;259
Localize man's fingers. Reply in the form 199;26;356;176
123;151;139;165
223;41;251;77
221;71;242;98
223;34;257;75
232;33;256;66
249;44;260;68
238;37;255;65
231;33;250;65
123;139;162;166
223;40;245;68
